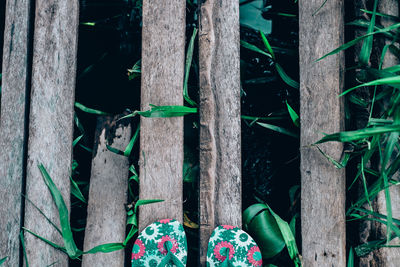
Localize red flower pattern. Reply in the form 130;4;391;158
157;235;178;255
159;219;172;224
131;239;146;260
221;225;235;230
214;241;235;262
247;246;262;266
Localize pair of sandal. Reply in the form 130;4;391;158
131;219;262;266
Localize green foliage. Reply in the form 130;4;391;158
0;257;7;265
243;203;301;267
121;104;197;120
315;2;400;260
22;164;164;259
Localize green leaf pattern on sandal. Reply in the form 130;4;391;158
207;225;262;267
132;219;187;267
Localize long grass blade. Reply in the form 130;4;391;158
240;40;272;58
75;102;110;115
0;257;7;265
340;75;400;97
183;28;198;107
257;122;299;138
318;22;400;61
38;164;81;258
20;231;29;267
315;125;400;144
359;0;378;66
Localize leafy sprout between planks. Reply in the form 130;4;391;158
313;0;400;261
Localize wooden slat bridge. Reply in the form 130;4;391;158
1;0;395;266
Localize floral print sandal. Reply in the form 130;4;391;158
132;219;187;267
206;225;263;267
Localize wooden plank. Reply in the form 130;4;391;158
0;0;33;265
372;1;400;265
23;0;79;266
82;115;131;267
138;0;185;230
198;0;241;265
299;0;346;266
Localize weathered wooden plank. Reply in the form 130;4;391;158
138;0;185;230
23;0;79;266
0;0;33;265
82;115;131;267
198;0;241;265
372;1;400;265
299;0;346;266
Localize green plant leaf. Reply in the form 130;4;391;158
257;122;299;138
0;257;7;265
312;0;327;16
348;247;354;267
315;125;400;144
318;22;400;61
243;204;285;258
240;40;272;58
84;243;125;254
124;123;140;157
275;63;299;89
340;75;400;97
20;231;29;267
134;199;164;214
359;0;378;66
75;102;111;115
121;105;197;120
361;9;400;21
260;31;275;59
38;164;81;258
243;203;301;266
183;28;198;107
286;101;299;127
70;176;87;203
23;228;67;253
72;135;83;147
127;60;141;80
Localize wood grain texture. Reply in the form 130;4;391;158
82;116;131;267
299;0;346;266
198;0;241;265
372;1;400;265
138;0;185;230
23;0;79;266
0;0;33;265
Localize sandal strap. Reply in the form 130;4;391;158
220;247;234;267
157;242;185;267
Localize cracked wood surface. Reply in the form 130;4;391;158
0;0;33;265
138;0;185;230
23;0;79;266
299;0;346;266
199;0;241;265
82;115;131;267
